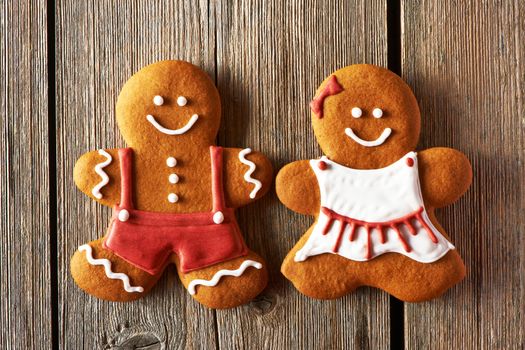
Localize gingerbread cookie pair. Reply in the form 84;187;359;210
71;61;471;308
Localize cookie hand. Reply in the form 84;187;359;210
418;147;472;208
222;147;273;208
73;148;121;207
276;160;320;216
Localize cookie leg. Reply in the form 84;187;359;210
175;250;268;309
368;250;466;302
281;226;362;299
282;249;363;300
282;227;465;301
71;237;162;301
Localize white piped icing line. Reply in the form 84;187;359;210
146;114;198;135
238;148;263;199
187;260;263;295
345;127;392;147
78;244;144;293
91;149;112;199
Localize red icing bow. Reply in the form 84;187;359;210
309;75;344;118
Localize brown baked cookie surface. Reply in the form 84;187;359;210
276;64;472;302
71;60;272;308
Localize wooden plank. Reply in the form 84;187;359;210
401;1;525;348
0;0;52;348
214;1;391;348
55;1;217;348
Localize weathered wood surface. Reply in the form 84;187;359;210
214;1;390;349
55;1;217;349
56;0;390;348
0;0;52;349
1;0;523;348
401;1;525;349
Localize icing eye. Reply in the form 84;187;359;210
351;107;362;118
153;95;164;106
372;108;383;118
177;96;188;107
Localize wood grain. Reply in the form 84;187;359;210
55;1;217;348
401;1;525;348
0;0;518;348
0;0;52;348
214;1;391;349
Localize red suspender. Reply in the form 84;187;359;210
118;148;134;209
210;146;225;212
118;147;223;211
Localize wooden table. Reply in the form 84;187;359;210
1;1;523;348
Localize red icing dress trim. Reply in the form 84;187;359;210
309;75;344;118
320;206;438;260
103;147;248;275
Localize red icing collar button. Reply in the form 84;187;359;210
318;160;328;170
406;158;414;167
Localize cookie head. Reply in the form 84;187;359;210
310;64;420;168
116;60;221;148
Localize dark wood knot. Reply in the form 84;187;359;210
250;292;277;315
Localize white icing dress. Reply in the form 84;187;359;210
295;152;454;264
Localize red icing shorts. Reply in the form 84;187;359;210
104;206;247;274
103;147;248;275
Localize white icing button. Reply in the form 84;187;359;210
166;157;177;167
169;173;179;184
351;107;362;118
372;108;383;118
153;95;164;106
177;96;187;106
213;211;224;224
168;193;179;203
118;209;130;222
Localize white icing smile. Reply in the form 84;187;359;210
146;114;199;135
344;127;392;147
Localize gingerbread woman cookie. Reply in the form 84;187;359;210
276;64;472;301
71;60;272;308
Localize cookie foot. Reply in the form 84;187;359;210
372;250;466;302
177;250;268;309
70;237;161;301
282;252;362;299
282;239;465;302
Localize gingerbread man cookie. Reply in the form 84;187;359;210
71;60;272;308
276;64;472;301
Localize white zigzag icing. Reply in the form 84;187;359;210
238;148;263;199
91;149;112;199
187;259;263;295
78;244;144;293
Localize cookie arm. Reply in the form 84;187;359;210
275;160;320;216
222;148;273;208
73;149;121;207
418;147;472;208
